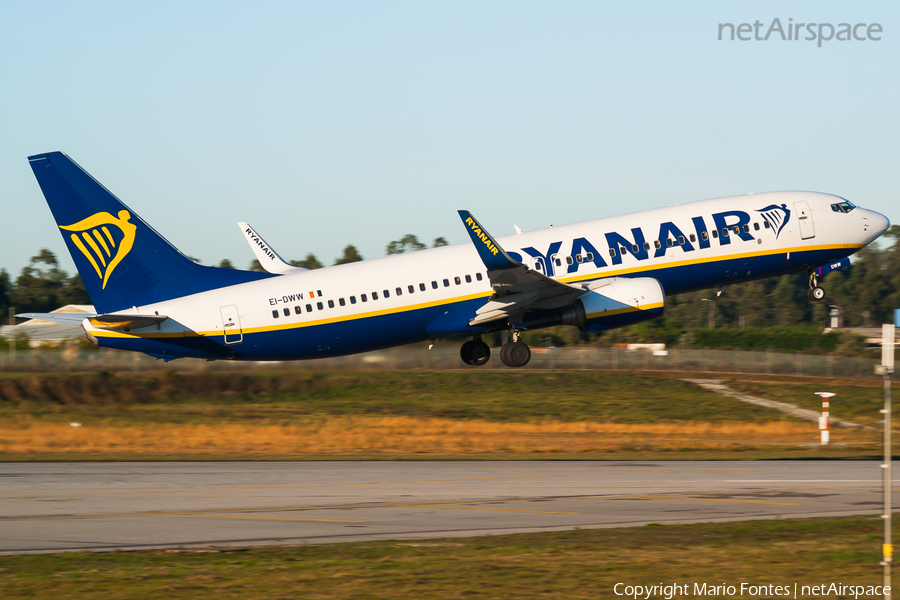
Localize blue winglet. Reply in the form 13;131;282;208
458;211;521;270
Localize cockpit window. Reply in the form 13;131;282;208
831;201;856;213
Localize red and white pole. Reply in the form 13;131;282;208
816;392;835;445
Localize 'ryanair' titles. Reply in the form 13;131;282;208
465;216;500;256
514;206;781;277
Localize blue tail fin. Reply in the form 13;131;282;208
28;152;273;313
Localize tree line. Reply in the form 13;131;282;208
3;227;898;336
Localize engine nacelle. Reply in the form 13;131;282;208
575;277;666;333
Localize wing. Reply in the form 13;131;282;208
238;222;305;275
458;211;585;326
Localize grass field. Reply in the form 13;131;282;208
727;379;887;428
0;516;892;599
0;371;884;459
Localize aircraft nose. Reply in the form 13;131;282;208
863;209;890;241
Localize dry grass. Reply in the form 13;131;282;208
0;417;877;456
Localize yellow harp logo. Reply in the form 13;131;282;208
60;210;137;289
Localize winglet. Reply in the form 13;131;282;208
238;222;305;274
457;211;521;270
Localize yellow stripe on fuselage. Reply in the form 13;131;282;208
89;242;860;341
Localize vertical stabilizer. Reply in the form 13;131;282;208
28;152;273;313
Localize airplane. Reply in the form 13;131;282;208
20;151;890;367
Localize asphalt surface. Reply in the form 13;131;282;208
0;461;893;555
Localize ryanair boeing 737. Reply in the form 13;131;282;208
20;152;890;367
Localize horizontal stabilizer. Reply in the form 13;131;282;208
238;222;305;275
16;312;96;326
88;314;168;330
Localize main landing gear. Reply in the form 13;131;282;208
808;270;825;302
459;330;532;368
500;329;531;369
460;336;491;366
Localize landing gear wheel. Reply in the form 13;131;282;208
809;286;825;302
460;339;491;366
500;341;531;368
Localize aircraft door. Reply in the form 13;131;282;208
794;201;816;239
220;304;243;344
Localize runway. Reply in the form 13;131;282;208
0;461;894;555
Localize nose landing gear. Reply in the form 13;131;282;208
808;270;825;302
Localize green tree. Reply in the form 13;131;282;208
386;234;426;255
432;237;449;248
334;245;363;265
291;254;323;270
61;274;91;306
0;269;10;323
218;259;235;269
248;259;265;272
10;249;69;314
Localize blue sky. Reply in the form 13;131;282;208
1;1;897;277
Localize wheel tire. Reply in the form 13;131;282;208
470;341;491;366
502;341;531;368
499;342;512;366
811;286;825;301
460;340;476;365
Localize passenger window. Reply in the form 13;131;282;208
609;248;616;257
566;256;573;265
764;221;771;229
372;292;379;300
454;277;461;285
619;247;626;255
712;230;718;239
408;285;415;293
689;234;696;243
586;252;594;260
295;306;302;314
678;236;685;245
443;279;450;287
316;302;323;310
396;287;402;296
465;275;472;283
383;290;389;298
701;232;708;240
361;294;368;302
283;308;290;317
632;244;639;253
654;240;662;249
754;222;760;231
733;226;740;234
555;258;562;267
350;296;356;304
432;281;438;289
272;310;279;319
306;303;313;312
666;238;674;247
643;243;650;251
722;229;729;238
327;300;334;308
339;298;346;306
475;273;483;281
419;283;426;291
743;224;750;233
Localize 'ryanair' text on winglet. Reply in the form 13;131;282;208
457;210;521;271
